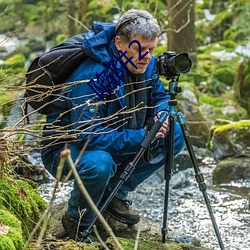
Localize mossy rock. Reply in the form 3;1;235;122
28;237;211;250
213;157;250;184
106;237;210;250
44;202;211;250
0;209;24;250
0;174;47;239
209;120;250;160
199;92;249;122
213;67;235;86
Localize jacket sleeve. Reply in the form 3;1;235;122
65;62;146;156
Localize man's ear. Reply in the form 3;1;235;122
114;36;122;50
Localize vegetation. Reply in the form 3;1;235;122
0;0;250;249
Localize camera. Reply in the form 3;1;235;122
156;51;192;79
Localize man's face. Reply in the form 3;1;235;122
115;35;157;75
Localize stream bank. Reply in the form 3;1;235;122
38;153;250;250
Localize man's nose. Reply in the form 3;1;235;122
143;50;151;60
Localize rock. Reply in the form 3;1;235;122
213;157;250;184
170;168;193;189
179;100;211;148
221;105;237;116
209;120;250;160
181;89;199;105
44;202;212;250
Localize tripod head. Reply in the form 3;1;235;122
168;76;182;100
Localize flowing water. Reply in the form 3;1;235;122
38;156;250;250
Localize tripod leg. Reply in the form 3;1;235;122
81;112;168;240
177;112;225;250
162;114;175;243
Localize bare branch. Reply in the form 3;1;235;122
63;148;124;250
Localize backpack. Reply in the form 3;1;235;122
24;34;87;115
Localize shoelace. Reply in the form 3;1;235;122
123;199;132;209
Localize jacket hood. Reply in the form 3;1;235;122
82;21;116;63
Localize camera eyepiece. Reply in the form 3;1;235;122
156;51;192;79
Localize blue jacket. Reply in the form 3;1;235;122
44;21;170;156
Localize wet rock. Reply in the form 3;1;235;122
213;157;250;184
209;119;250;160
170;168;193;189
12;150;51;183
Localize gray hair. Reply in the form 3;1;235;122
115;9;160;42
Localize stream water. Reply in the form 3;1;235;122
38;156;250;250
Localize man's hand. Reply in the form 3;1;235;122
154;111;169;139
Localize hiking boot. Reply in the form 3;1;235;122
105;196;140;225
61;213;97;243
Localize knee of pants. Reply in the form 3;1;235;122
174;122;186;155
76;150;117;182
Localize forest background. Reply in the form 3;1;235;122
0;0;250;126
0;1;250;249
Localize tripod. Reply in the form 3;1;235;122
81;110;168;241
82;77;225;250
161;77;225;249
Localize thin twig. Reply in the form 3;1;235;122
68;14;90;31
93;225;110;250
61;148;124;250
22;154;65;249
134;220;142;250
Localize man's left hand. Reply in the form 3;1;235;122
154;111;169;139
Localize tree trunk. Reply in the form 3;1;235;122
67;0;77;36
167;0;196;62
78;0;88;20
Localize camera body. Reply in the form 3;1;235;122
156;51;192;79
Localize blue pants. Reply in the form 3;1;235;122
41;123;185;226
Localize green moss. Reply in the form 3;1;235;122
1;54;25;69
7;228;24;249
209;120;250;150
0;235;16;250
0;209;21;229
217;40;237;51
199;90;249;122
199;95;224;107
0;54;26;86
106;237;207;250
0;209;24;249
213;67;235;86
0;175;47;239
213;120;250;133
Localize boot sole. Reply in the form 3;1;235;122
105;210;140;225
